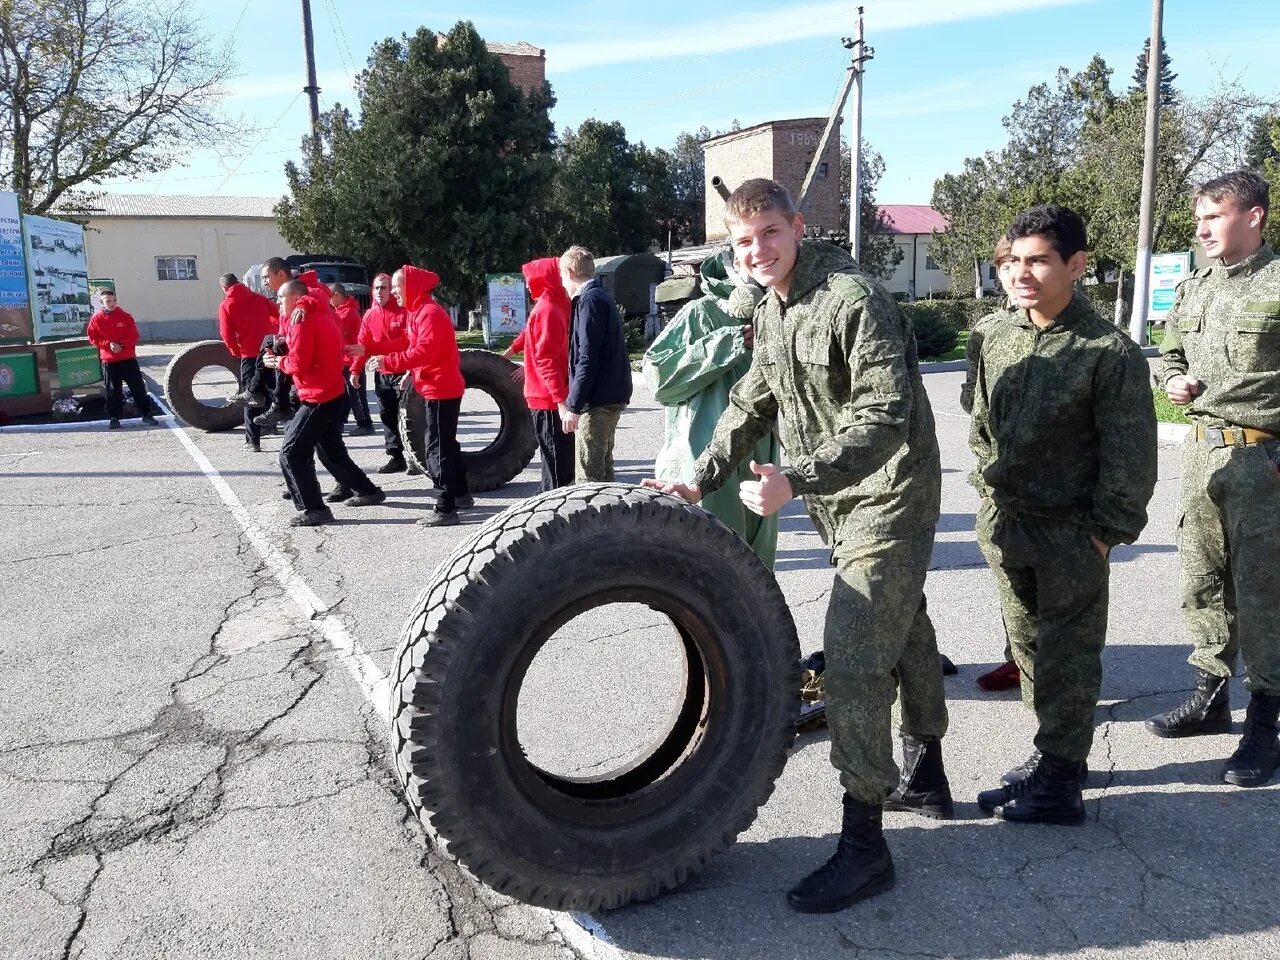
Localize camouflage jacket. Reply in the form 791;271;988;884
969;293;1157;546
692;242;941;544
960;300;1017;415
1158;243;1280;434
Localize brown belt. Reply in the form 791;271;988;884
1193;424;1277;448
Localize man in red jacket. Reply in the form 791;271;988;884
502;257;573;490
263;280;385;526
351;272;410;473
86;290;158;429
218;273;277;450
330;282;375;436
356;265;470;526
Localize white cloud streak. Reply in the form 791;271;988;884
544;0;1101;73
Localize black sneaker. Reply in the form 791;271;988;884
141;414;159;426
289;508;334;527
417;510;460;527
253;407;285;429
349;423;376;436
376;457;407;474
108;419;121;430
456;495;474;508
324;486;354;503
345;489;387;507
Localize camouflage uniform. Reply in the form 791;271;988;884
693;241;947;805
1158;243;1280;694
575;404;626;482
970;293;1157;762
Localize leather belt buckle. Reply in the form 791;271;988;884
1202;426;1226;448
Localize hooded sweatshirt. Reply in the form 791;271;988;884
279;290;346;404
334;297;362;348
219;283;278;358
352;281;409;376
509;257;570;410
86;306;141;362
379;265;464;400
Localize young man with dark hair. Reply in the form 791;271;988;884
560;245;632;481
1149;169;1280;787
647;178;951;913
351;272;411;473
253;257;298;431
970;205;1156;822
265;279;384;526
218;272;277;451
86;291;158;429
331;282;375;436
963;236;1023;693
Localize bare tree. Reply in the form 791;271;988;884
0;0;233;214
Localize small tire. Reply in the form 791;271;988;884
397;349;537;491
163;340;242;433
389;483;800;911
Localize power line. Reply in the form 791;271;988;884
210;91;306;196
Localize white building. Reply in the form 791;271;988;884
69;195;295;340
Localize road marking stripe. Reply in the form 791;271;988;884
160;404;628;960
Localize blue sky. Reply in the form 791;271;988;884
104;0;1279;205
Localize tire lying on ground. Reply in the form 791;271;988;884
398;348;536;490
389;483;800;911
162;340;242;433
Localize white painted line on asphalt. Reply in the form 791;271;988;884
159;406;629;960
159;408;391;721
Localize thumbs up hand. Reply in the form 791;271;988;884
739;461;792;517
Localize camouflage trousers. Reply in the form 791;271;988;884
574;404;625;482
974;497;1020;664
976;500;1109;763
1179;435;1280;694
824;530;949;805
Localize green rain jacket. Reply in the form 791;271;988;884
644;253;780;566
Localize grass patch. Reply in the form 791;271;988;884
923;330;968;363
455;329;517;352
1153;387;1189;425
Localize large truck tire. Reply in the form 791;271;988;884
389;484;800;911
397;349;536;491
163;340;242;433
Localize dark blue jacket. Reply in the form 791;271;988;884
566;278;633;413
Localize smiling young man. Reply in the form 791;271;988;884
645;178;951;913
1148;170;1280;787
969;205;1156;823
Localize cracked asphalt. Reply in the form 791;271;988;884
2;345;1277;960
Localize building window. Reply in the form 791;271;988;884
925;255;941;272
988;265;998;280
156;256;198;281
816;162;829;180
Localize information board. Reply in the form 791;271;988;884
0;192;31;343
1148;251;1192;322
24;214;91;341
486;273;528;336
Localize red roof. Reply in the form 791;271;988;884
877;205;948;235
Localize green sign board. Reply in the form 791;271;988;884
0;351;39;397
55;345;103;387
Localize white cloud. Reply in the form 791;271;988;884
544;0;1101;73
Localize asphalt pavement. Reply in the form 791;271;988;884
1;344;1276;960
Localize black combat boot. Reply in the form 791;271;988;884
1144;669;1231;738
1001;749;1088;787
978;751;1086;825
1222;692;1280;788
786;794;895;913
884;735;954;819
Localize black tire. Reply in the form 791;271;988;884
397;349;537;491
389;483;800;911
162;340;242;433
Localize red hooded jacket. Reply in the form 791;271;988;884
379;265;464;400
352;290;409;376
86;307;141;362
279;292;346;404
219;283;278;358
334;297;362;347
509;258;570;410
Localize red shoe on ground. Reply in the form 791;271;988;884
976;660;1020;692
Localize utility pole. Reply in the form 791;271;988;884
847;6;872;263
300;0;322;147
1129;0;1164;346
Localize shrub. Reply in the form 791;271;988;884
902;303;959;360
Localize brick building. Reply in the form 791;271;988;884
486;41;547;96
701;118;842;241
